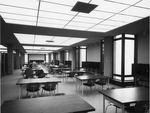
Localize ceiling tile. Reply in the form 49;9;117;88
91;0;128;13
78;10;114;19
110;14;142;23
0;5;37;16
40;2;77;15
135;0;150;9
0;0;39;9
72;16;101;24
68;21;93;27
39;11;74;20
102;0;141;5
37;22;65;28
42;0;89;6
121;6;150;17
14;34;35;44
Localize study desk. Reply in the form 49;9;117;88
16;78;61;99
1;94;95;113
75;75;110;95
98;87;149;113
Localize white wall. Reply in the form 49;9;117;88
87;43;101;62
29;54;45;61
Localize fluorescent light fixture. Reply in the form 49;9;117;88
0;0;39;9
91;0;128;13
23;46;62;50
39;11;74;20
78;10;114;19
15;33;87;46
104;0;141;5
101;20;127;27
135;0;150;9
110;14;142;23
14;34;35;44
0;5;37;16
38;17;68;25
0;45;7;49
72;16;101;24
4;18;36;26
68;21;93;27
64;26;88;30
37;22;64;28
121;6;150;17
61;38;87;46
0;12;36;22
87;28;110;32
40;2;77;15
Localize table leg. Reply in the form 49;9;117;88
57;83;59;93
81;81;84;96
19;85;23;100
103;96;106;113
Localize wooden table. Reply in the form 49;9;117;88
75;75;110;95
98;87;149;113
1;94;95;113
16;78;61;99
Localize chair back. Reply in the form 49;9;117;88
87;79;96;86
134;100;149;112
45;82;57;89
27;83;40;92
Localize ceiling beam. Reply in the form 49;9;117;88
6;23;106;38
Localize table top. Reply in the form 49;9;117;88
99;87;149;104
16;78;61;85
75;74;110;81
1;94;95;113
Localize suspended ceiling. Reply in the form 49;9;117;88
0;0;150;53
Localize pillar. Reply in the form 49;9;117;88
104;36;113;77
71;47;76;70
7;44;14;74
15;49;20;69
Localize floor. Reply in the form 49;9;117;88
1;69;123;113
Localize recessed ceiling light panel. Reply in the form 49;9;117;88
71;1;98;13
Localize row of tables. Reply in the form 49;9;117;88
2;66;149;113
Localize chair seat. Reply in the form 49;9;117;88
42;86;56;91
83;83;95;87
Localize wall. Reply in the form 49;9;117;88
29;54;45;61
87;42;101;62
137;32;149;64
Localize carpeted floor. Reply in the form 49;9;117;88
1;69;122;113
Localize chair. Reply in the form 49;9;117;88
41;82;57;96
95;77;108;90
26;83;40;98
67;72;76;81
36;70;45;78
83;79;96;91
125;100;149;113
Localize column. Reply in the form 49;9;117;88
7;44;14;74
15;49;20;69
104;36;113;77
71;47;76;70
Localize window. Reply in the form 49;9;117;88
113;34;135;82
